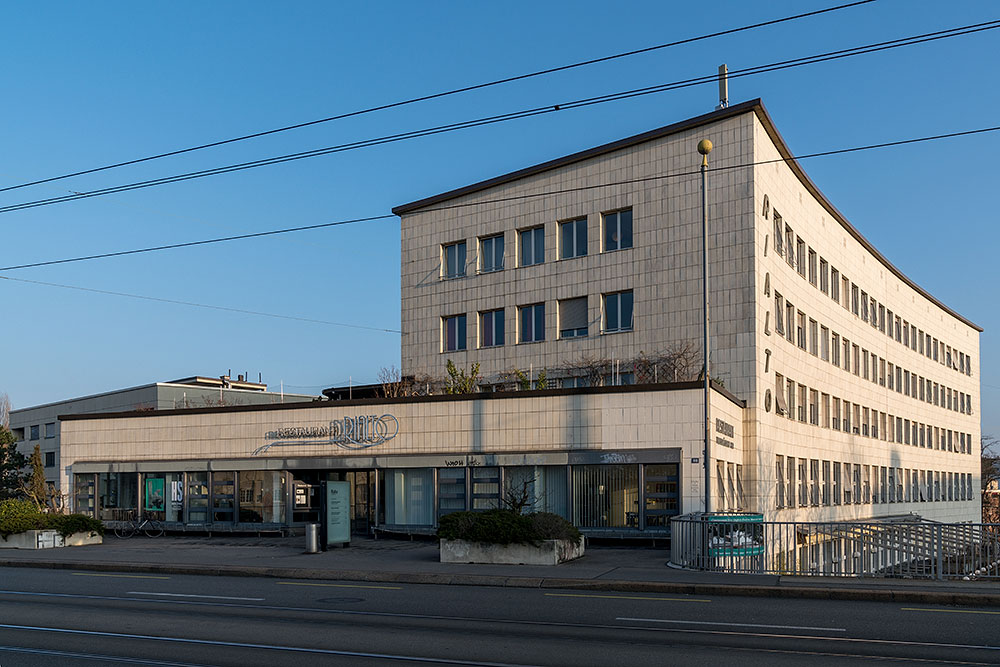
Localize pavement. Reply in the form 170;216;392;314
3;534;1000;607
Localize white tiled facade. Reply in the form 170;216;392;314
394;99;982;523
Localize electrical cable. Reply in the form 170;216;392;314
0;19;994;216
0;275;402;334
0;1;876;195
1;122;996;274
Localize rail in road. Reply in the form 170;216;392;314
0;566;998;665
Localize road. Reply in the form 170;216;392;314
0;566;997;665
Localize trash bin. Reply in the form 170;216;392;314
305;523;320;554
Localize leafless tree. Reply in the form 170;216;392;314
0;392;10;428
377;366;437;397
982;435;999;523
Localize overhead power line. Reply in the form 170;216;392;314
0;19;995;217
0;1;875;196
2;122;996;274
0;275;402;334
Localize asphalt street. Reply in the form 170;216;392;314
0;566;998;666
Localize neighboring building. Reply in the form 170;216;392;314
9;376;317;491
57;99;981;537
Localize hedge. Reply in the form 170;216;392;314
0;499;104;539
437;509;581;546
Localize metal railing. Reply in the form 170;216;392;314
670;513;1000;580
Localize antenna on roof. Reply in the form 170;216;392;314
716;64;729;110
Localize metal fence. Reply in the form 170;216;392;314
669;513;1000;580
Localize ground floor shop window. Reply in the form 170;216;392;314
504;465;568;517
212;471;235;523
380;468;434;526
75;474;96;518
572;464;639;528
643;464;679;528
438;468;466;517
97;472;137;521
187;472;209;523
471;467;500;510
238;471;287;523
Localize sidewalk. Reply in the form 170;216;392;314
3;535;1000;607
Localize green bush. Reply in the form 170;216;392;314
46;513;105;538
437;509;581;546
0;499;47;538
0;499;105;539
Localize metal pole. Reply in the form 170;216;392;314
698;139;713;514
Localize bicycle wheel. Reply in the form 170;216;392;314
143;521;165;538
114;522;134;539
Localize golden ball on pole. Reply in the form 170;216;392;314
697;139;713;155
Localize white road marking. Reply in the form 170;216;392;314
128;591;265;601
617;616;846;632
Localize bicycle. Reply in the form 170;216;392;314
114;513;165;538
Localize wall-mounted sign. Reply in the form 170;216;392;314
715;418;735;449
254;414;399;455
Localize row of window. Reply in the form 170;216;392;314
771;210;973;377
774;371;974;456
773;291;974;417
775;455;973;510
441;208;633;279
442;290;634;352
18;423;56;441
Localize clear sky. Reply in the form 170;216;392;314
1;1;996;436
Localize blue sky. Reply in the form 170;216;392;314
1;1;997;436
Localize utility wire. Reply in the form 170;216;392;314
0;1;876;196
0;19;994;216
2;123;996;274
0;275;402;334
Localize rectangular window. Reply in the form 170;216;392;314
903;321;910;347
833;462;841;505
821;393;830;428
518;226;545;266
819;258;829;293
442;241;466;279
773;215;784;257
808;319;818;356
831;333;840;367
44;451;55;467
787;457;796;508
862;348;869;380
603;290;634;333
808;249;817;285
852;344;860;376
832;397;841;430
809;389;819;425
842;276;850;309
798;459;808;507
479;234;504;273
810;459;820;506
30;425;39;440
830;267;840;302
558;297;588;339
603;208;632;251
787;379;796;421
797;384;807;422
785;225;795;268
861;290;868;322
480;309;505;347
559;217;587;259
774;293;785;335
796;238;806;277
519;303;545;343
879;304;886;333
851;283;859;316
843;338;851;371
44;422;56;439
785;302;795;343
443;314;467;351
796;311;806;349
844;463;853;504
776;455;785;509
820;326;830;361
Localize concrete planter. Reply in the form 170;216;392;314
440;538;585;565
0;529;103;549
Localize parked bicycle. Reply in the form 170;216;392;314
114;513;165;538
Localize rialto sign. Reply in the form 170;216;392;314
254;414;399;455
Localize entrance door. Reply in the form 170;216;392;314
345;470;374;535
643;464;679;530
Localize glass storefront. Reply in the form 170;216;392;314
504;465;568;517
380;468;434;526
238;471;287;523
98;472;138;522
187;472;210;523
572;464;640;528
437;468;466;518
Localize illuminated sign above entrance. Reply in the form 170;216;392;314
254;414;399;455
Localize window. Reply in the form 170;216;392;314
519;226;544;266
809;389;819;425
558;297;588;338
44;422;56;439
774;293;785;335
851;283;859;316
808;319;818;356
860;291;868;322
442;241;466;279
796;311;806;349
773;216;784;256
45;451;55;468
785;301;795;343
807;249;817;285
776;455;785;508
519;303;545;343
559;217;587;259
833;462;842;505
832;397;841;430
796;238;806;277
831;333;840;367
797;384;807;422
820;326;830;361
787;456;796;508
443;314;467;351
819;258;829;293
810;459;820;506
830;267;840;302
842;276;850;309
30;425;39;440
479;234;504;273
479;309;504;348
784;223;795;268
603;208;632;251
879;304;886;333
798;459;808;506
603;291;634;333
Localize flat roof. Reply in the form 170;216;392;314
392;99;981;332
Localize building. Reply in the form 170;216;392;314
9;375;317;492
56;99;981;536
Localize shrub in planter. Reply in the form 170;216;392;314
46;513;105;538
0;499;48;538
438;509;581;546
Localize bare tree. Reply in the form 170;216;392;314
377;366;437;397
982;435;999;523
0;392;10;428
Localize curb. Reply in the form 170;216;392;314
3;558;1000;607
